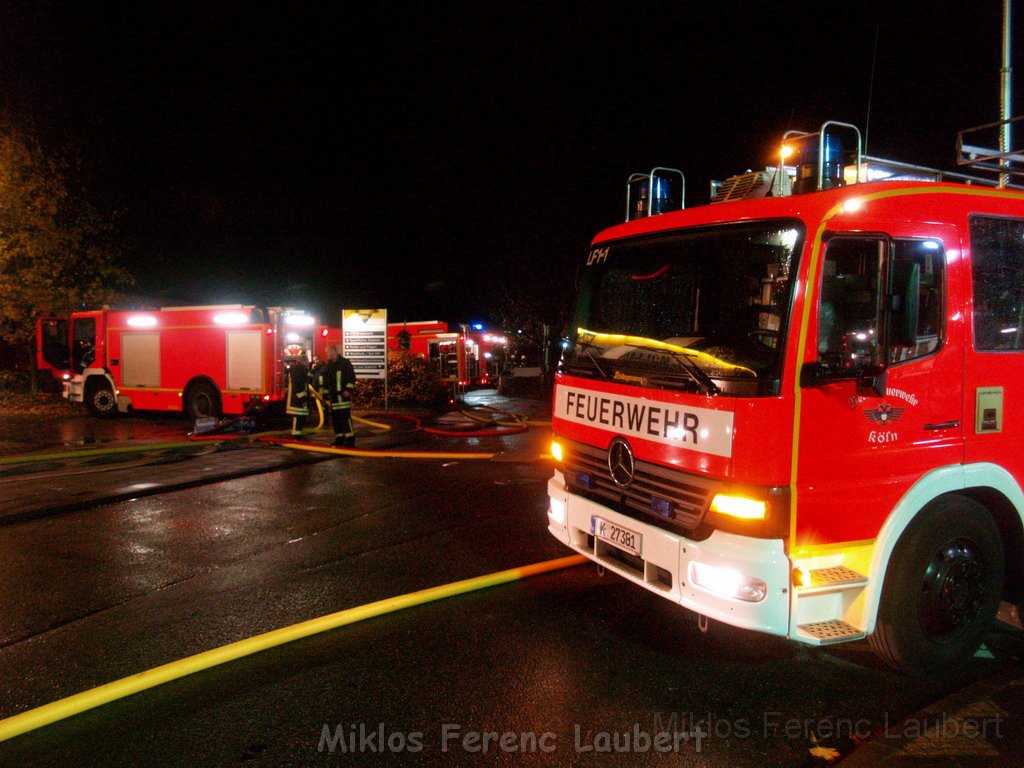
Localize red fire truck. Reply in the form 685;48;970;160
387;321;508;387
547;120;1024;674
37;305;328;419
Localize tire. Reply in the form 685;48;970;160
184;380;222;420
869;495;1004;676
85;379;118;418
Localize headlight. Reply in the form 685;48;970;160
690;561;767;602
548;498;566;526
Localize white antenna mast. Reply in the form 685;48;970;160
864;22;880;157
1000;0;1013;187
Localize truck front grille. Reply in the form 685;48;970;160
562;438;719;535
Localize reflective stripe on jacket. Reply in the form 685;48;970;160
285;362;310;416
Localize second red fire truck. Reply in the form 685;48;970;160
387;321;508;387
38;304;328;419
548;120;1024;675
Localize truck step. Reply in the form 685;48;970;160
795;620;866;645
796;565;868;595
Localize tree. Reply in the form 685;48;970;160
352;350;448;410
494;284;571;372
0;131;129;382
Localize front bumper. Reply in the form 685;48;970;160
64;378;84;403
547;472;791;637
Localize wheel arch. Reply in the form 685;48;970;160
863;462;1024;634
961;486;1024;606
82;370;118;403
83;369;116;391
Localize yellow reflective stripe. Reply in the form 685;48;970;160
791;201;847;545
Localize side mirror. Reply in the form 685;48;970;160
801;361;887;397
800;361;829;388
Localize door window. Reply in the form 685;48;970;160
817;238;885;371
888;239;945;363
72;318;97;371
970;215;1024;350
40;319;70;369
817;236;946;371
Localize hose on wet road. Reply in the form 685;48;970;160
0;555;586;744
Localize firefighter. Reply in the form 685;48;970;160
312;352;330;409
310;353;324;380
325;345;357;447
309;353;326;398
284;346;310;437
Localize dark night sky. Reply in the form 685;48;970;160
1;1;1021;326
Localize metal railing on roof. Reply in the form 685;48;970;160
957;115;1024;184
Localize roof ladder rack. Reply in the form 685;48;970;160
958;115;1024;184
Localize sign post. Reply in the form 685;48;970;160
342;308;388;411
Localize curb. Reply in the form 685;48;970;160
838;665;1024;766
0;447;332;526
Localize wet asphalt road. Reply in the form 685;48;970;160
0;404;1020;766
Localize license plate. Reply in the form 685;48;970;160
591;516;642;556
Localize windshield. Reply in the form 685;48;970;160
562;221;803;396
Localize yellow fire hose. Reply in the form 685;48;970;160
0;555;586;743
267;440;499;460
455;398;545;428
353;414;393;430
306;389;393;432
308;386;328;430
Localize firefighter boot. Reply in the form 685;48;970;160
345;435;356;448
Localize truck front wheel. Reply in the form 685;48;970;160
869;496;1004;676
185;381;222;420
85;380;118;418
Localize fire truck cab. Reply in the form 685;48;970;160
548;120;1024;675
38;304;325;419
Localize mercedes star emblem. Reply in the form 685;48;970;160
607;437;635;488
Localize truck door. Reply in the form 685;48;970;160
71;315;100;372
964;214;1024;468
795;226;965;548
36;317;70;373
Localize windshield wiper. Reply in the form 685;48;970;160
622;343;719;395
565;339;613;381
